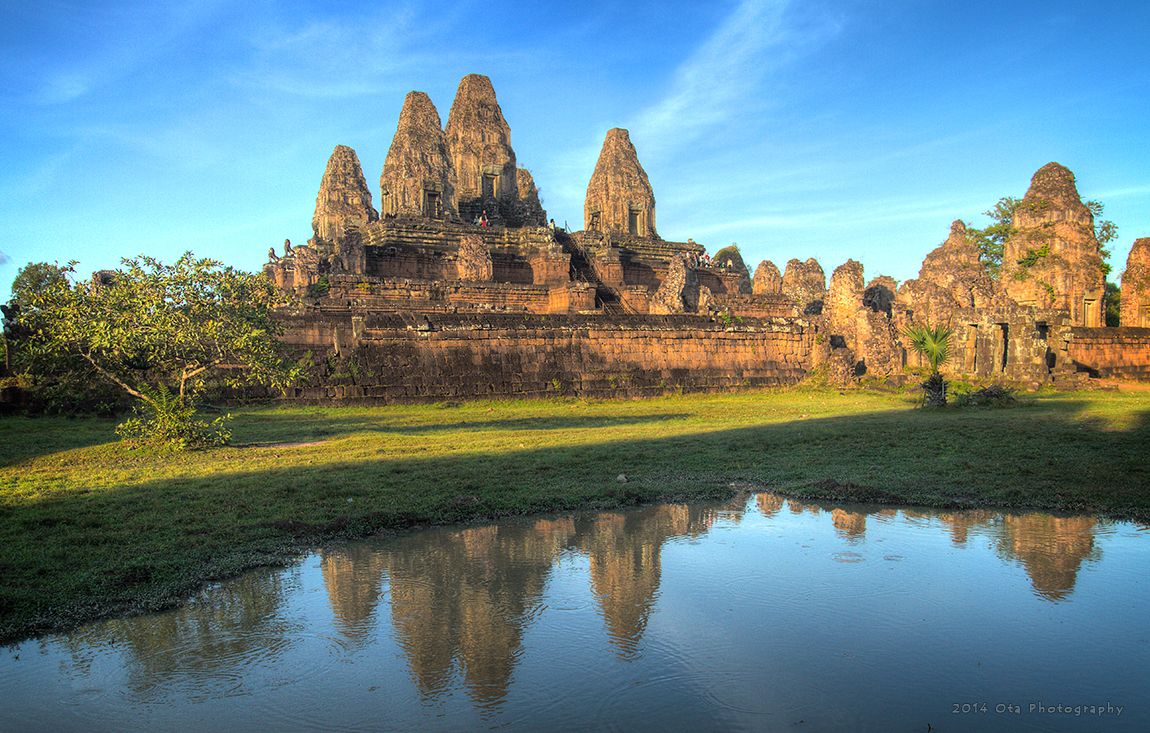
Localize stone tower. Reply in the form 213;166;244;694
1121;237;1150;327
444;74;518;224
781;258;826;315
380;91;458;220
310;145;379;255
896;220;1005;326
752;260;782;295
584;128;657;238
1001;163;1105;326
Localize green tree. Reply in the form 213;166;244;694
903;323;953;406
4;262;73;378
966;197;1020;279
1086;200;1119;277
23;252;298;447
968;196;1117;279
9;261;70;310
1104;282;1121;327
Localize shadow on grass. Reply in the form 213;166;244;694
3;395;1149;642
231;411;697;444
1;408;696;464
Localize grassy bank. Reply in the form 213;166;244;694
3;384;1149;642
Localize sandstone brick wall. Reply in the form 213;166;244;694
275;311;812;404
1068;327;1150;380
322;276;557;314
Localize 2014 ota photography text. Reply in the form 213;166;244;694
952;702;1124;717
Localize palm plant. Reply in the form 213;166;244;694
902;323;953;406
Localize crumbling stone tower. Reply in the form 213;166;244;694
781;258;826;315
1121;237;1150;327
310;145;379;257
513;168;547;228
896;220;1006;327
445;74;519;225
380;91;458;221
753;260;782;295
584;129;658;238
1001;163;1105;326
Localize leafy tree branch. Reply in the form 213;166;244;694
21;252;299;447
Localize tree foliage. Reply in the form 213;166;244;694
1086;200;1119;277
903;323;953;407
9;261;70;310
902;323;953;375
966;197;1020;279
967;196;1117;280
1104;282;1121;327
21;252;298;446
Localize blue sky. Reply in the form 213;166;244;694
3;0;1148;294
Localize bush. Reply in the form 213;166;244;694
953;384;1020;408
114;386;231;449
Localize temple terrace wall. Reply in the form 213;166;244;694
274;311;813;404
1068;327;1150;381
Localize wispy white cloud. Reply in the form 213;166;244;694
239;18;417;97
628;0;844;156
235;5;469;99
25;1;231;105
676;192;979;239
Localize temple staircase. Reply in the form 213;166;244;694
555;231;626;313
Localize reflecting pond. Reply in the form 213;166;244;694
3;493;1147;732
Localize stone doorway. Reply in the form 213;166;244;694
424;190;441;219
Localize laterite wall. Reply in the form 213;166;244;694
1069;327;1150;381
276;311;814;404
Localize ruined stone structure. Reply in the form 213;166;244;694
1121;237;1150;328
258;77;1150;403
455;234;493;282
649;255;704;315
444;74;528;226
781;258;826;316
379;91;458;221
753;261;782;295
897;220;1005;326
514;168;547;229
1001;163;1105;327
311;145;378;253
279;312;811;403
1067;326;1150;381
712;246;752;295
584;129;658;239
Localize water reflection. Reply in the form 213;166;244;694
55;568;305;702
319;496;1105;704
3;493;1146;733
323;501;739;705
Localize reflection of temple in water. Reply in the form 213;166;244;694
829;507;896;540
574;504;719;659
58;567;298;692
321;544;389;638
756;492;785;517
313;494;1104;709
379;518;569;704
996;515;1099;601
318;503;727;704
761;497;1101;601
936;512;1100;600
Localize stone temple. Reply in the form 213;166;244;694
262;74;1150;404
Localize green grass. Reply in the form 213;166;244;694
2;384;1149;643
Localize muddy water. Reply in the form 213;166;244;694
2;494;1147;732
